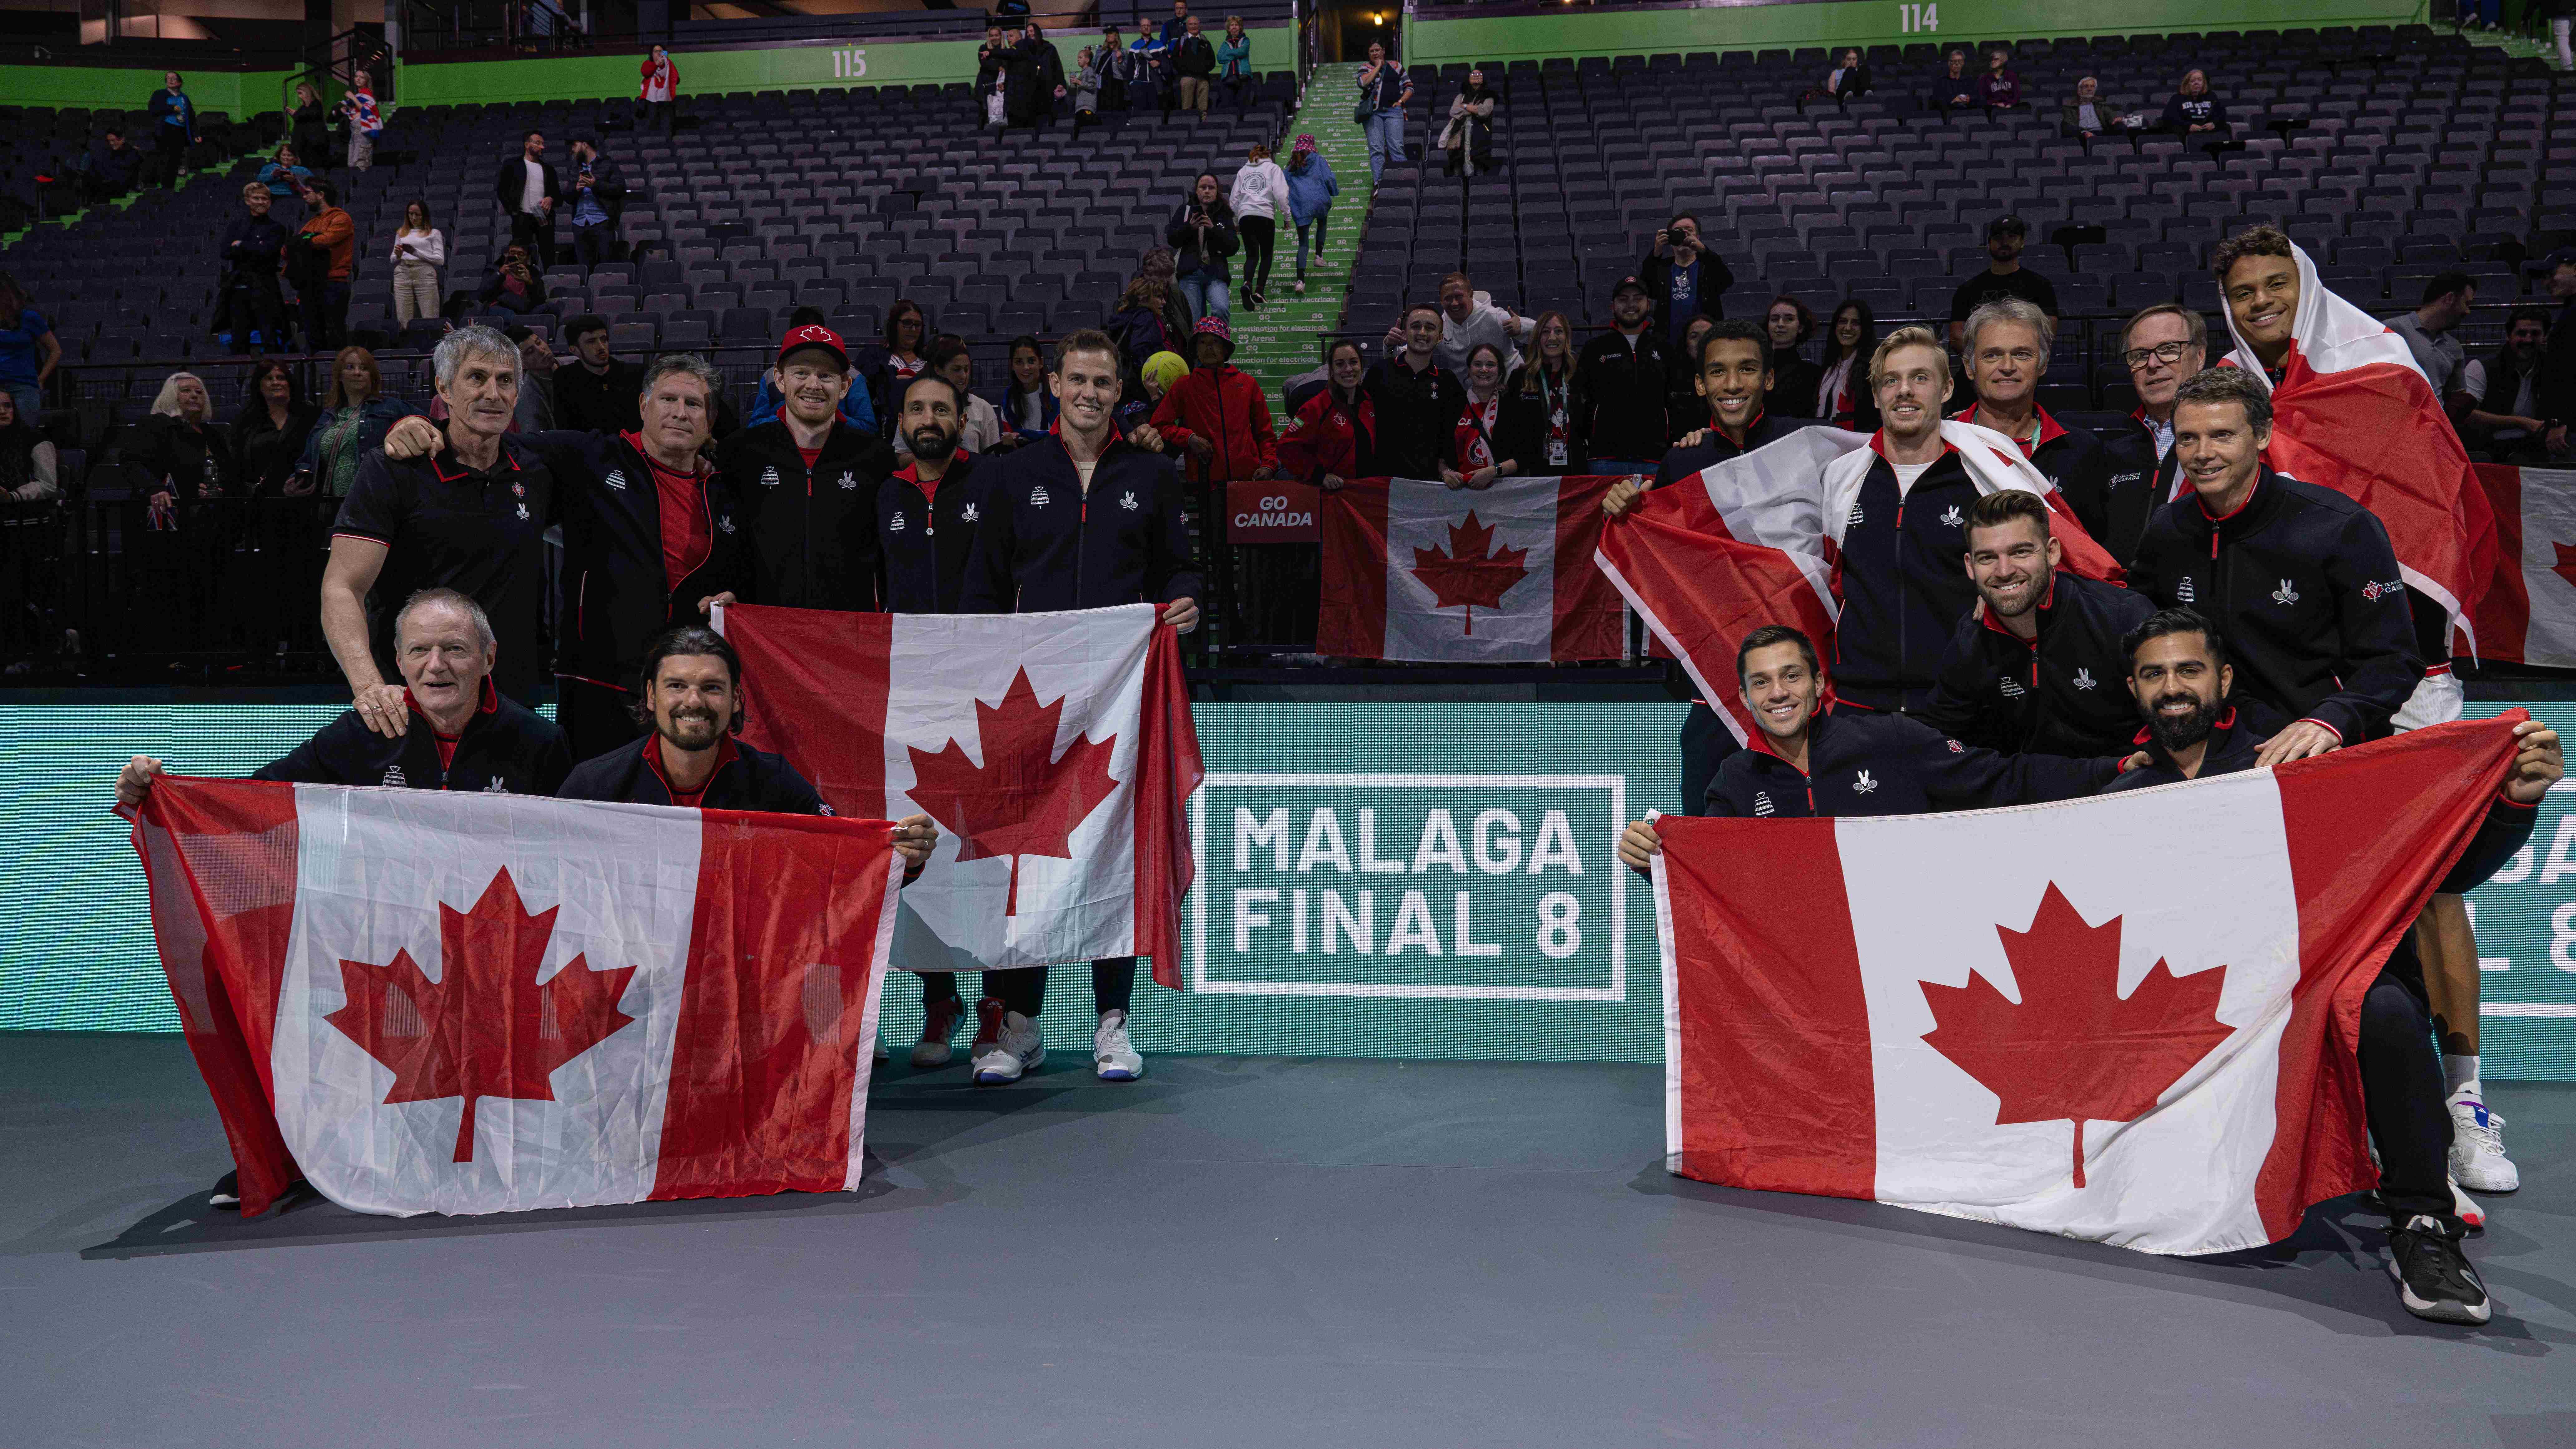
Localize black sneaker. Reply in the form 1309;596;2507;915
209;1169;241;1210
2388;1214;2492;1325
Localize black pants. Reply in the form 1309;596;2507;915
1240;215;1277;298
1678;700;1739;815
573;224;616;270
153;128;187;186
558;676;648;763
220;274;290;354
298;281;349;354
509;211;557;267
2359;970;2458;1229
981;959;1137;1019
639;99;675;134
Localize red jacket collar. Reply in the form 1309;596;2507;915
1714;408;1767;447
620;430;714;479
892;455;969;488
1867;430;1959;462
427;439;524;483
1963;402;2066;454
405;676;500;731
2193;470;2267;525
643;733;739;803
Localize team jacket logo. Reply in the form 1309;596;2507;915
1029;486;1051;507
1846;503;1865;525
483;776;508;793
961;502;981;523
1853;769;1879;794
1946;739;1965;754
382;765;407;787
2361;578;2404;602
1939;505;1965;528
515;502;530;520
717;515;737;534
1120;490;1140;511
1752;792;1775;817
1998;676;2027;698
759;465;783;488
2176;576;2197;603
2072;667;2097;691
2271;579;2300;607
2110;471;2143;487
889;511;906;532
603;469;628;491
836;471;856;490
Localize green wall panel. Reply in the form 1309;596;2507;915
0;64;298;117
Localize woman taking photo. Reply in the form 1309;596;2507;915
1446;342;1516;488
295;346;422;497
390;199;446;327
1498;311;1580;473
1229;142;1289;313
256;144;311;217
1814;299;1880;431
477;244;546;315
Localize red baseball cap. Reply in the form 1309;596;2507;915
778;323;848;370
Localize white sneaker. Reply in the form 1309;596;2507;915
969;998;1043;1085
2449;1086;2520;1193
912;995;969;1069
2452;1178;2487;1232
1093;1008;1145;1081
874;1035;890;1064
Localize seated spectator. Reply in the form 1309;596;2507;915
554;314;646;435
1230;141;1290;311
1947;214;2057;349
1108;264;1189;384
390;199;447;328
2391;271;2475;398
2463;307;2565;461
1151;316;1277;485
1764;296;1821;419
999;334;1056;445
1928;49;1977;115
1498;310;1580;473
1440;67;1499;178
133;372;237;510
1801;48;1871;112
748;306;876;434
1386;270;1534;376
0;273;59;424
257;146;312;210
86;127;143;202
2061;75;2140;147
1216;15;1255;111
1815;298;1880;431
230;359;318;496
1976;45;2022;110
2162;69;2227;136
1280;337;1372;489
1642;213;1731;349
1284;134;1338;296
1449;341;1517;488
856;300;929;433
477;244;548;315
297;346;422;497
0;391;59;500
1168;172;1239;324
900;335;1004;458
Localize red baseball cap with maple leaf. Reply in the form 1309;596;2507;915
778;323;848;371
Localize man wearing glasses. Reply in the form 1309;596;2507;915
2096;302;2207;564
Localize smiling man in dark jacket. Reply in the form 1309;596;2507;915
1572;276;1673;472
1362;303;1466;479
717;324;896;613
1831;326;1987;715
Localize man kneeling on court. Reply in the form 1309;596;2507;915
556;624;939;880
2103;605;2559;1327
116;588;572;806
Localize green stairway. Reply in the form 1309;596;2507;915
1227;62;1374;407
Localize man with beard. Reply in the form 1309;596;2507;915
1951;299;2111;534
961;329;1196;1087
713;324;896;614
1830;326;1987;715
1946;215;2057;351
553;315;645;436
1572;276;1673;474
2101;605;2560;1327
2461;306;2558;460
1922;489;2156;756
2097;302;2208;563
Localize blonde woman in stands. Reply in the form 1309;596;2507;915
390;199;446;328
1229;141;1289;312
1498;310;1580;473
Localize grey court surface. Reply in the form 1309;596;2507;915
5;1032;2573;1449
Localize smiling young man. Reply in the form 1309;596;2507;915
1952;299;2111;533
1363;301;1466;480
960;329;1200;1086
1831;325;1987;715
1922;489;2156;757
717;323;898;614
1573;275;1673;473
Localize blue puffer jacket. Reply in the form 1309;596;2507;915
1285;151;1339;224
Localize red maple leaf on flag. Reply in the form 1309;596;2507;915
1918;883;2234;1189
906;668;1121;915
2550;541;2576;593
1410;511;1530;635
324;868;638;1164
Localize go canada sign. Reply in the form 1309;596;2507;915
1188;773;1627;1000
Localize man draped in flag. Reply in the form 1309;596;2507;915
2103;606;2559;1324
2202;228;2517;1194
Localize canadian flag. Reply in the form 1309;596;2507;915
715;603;1204;986
1318;475;1626;661
1653;718;2517;1255
2465;464;2576;667
128;780;903;1218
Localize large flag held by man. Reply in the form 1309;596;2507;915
1319;474;1627;661
129;780;904;1218
715;602;1204;987
1595;422;2118;745
1653;718;2517;1256
2466;464;2576;667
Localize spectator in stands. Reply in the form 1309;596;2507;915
564;137;626;272
1975;45;2022;111
2463;307;2561;461
1947;214;2056;350
1815;298;1879;431
1281;337;1373;490
0;275;58;424
998;334;1055;446
297;347;422;497
2540;256;2576;458
478;244;548;316
1284;134;1338;297
293;178;356;355
135;372;237;510
148;72;197;188
2392;271;2475;399
1153;315;1277;486
639;44;680;135
746;307;876;435
1642;213;1732;346
1800;48;1871;113
1173;14;1218;117
507;324;559;433
2549;0;2575;71
1231;142;1290;311
495;130;562;265
1005;20;1069;132
1169;172;1239;325
341;70;382;172
256;144;311;213
1439;67;1499;179
85;127;142;202
1498;310;1579;473
1447;341;1516;487
1097;24;1132;109
911;336;1004;456
0;392;59;500
1130;19;1175;118
1217;15;1255;111
1125;349;1188;436
1385;271;1533;377
1954;299;2111;519
1574;276;1673;473
217;182;292;356
858;300;930;431
2162;69;2227;136
1928;49;1977;117
231;359;317;497
1365;303;1466;479
389;200;446;329
1162;0;1191;44
554;315;645;435
1357;41;1414;180
2062;75;2140;150
1108;264;1188;383
1071;46;1105;135
1764;296;1821;420
977;24;1011;129
291;83;331;170
716;322;897;617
